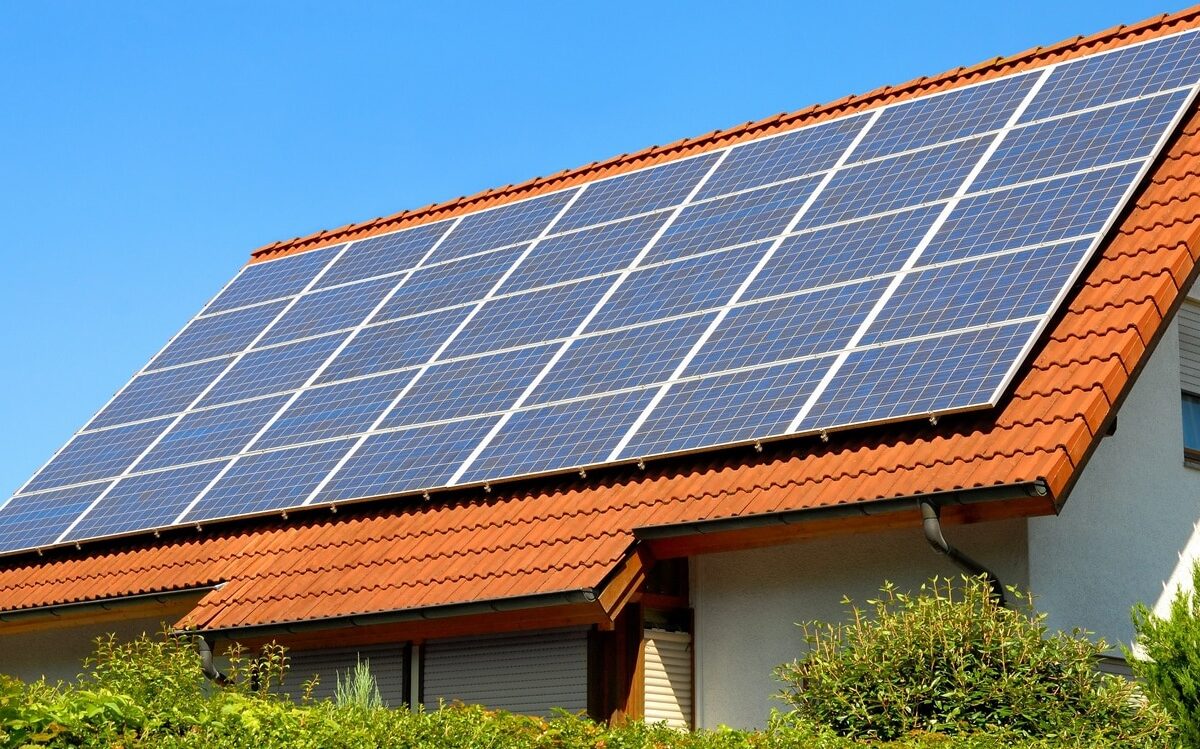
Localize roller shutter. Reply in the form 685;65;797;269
422;628;588;716
1181;302;1200;394
285;643;408;705
643;629;692;728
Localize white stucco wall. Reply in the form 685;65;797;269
0;612;178;684
1028;312;1200;652
690;519;1029;729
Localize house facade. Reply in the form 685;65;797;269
3;9;1200;732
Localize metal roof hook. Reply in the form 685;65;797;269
819;429;830;443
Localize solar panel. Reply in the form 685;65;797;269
4;27;1200;555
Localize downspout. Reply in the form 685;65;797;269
194;635;230;685
919;500;1007;606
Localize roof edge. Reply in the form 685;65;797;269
249;6;1200;264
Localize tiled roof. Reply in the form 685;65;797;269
2;8;1199;635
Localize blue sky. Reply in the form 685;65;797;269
0;0;1186;498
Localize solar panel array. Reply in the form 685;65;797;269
4;29;1200;555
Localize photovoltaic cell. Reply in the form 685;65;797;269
799;137;991;230
744;205;941;301
687;279;888;376
315;222;450;290
316;417;499;502
429;190;578;263
554;152;722;232
0;482;112;551
318;307;473;384
1021;29;1200;123
645;177;822;264
184;439;355;522
458;389;656;484
851;73;1038;162
260;275;397;347
255;370;419;451
795;323;1037;431
86;357;231;431
376;245;524;322
198;332;348;408
921;162;1139;266
695;115;870;200
618;357;830;459
587;242;768;332
861;241;1090;346
65;462;229;540
380;344;557;429
204;245;341;314
23;418;172;494
443;277;611;359
148;300;287;371
138;395;292;471
505;212;669;294
528;314;718;406
974;90;1188;191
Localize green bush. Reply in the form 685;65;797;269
775;575;1169;744
1130;560;1200;748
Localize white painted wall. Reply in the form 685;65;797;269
0;612;176;684
1028;311;1200;652
691;519;1029;729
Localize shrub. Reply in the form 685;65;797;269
775;575;1169;744
333;658;384;710
1130;560;1200;748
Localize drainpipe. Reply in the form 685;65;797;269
919;500;1007;607
194;635;230;685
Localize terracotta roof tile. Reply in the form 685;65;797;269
3;10;1200;634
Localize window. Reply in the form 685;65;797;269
1181;301;1200;464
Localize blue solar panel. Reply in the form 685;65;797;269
376;245;524;322
851;73;1039;162
644;177;822;265
380;344;557;429
744;205;941;301
695;115;870;200
862;240;1090;347
444;277;611;359
315;222;450;290
261;275;396;347
138;395;291;471
1021;29;1200;123
618;357;830;459
687;279;889;377
529;314;718;406
795;322;1037;432
65;462;229;541
555;152;723;233
0;482;112;551
198;332;347;408
922;162;1139;266
317;417;499;502
23;418;172;494
149;301;287;371
184;440;355;522
7;31;1199;556
318;307;473;384
429;190;579;263
799;137;992;230
86;357;230;431
458;389;656;484
204;244;342;314
587;241;769;332
506;212;670;294
975;90;1188;192
256;370;418;451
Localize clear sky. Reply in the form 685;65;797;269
0;0;1188;498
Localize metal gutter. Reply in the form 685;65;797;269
633;479;1049;541
0;585;218;624
920;500;1008;606
184;588;600;642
